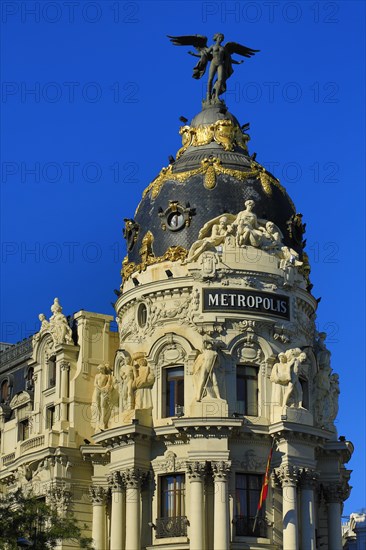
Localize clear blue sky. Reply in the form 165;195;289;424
1;1;365;515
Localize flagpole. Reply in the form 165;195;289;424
253;438;275;534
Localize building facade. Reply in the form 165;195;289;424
0;61;353;550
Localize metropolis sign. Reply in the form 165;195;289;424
203;289;290;320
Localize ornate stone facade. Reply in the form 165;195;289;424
0;59;353;550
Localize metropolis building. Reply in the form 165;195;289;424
0;37;353;550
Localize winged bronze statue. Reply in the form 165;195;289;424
168;33;259;102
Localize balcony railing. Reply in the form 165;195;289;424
2;452;15;466
234;515;267;538
156;516;188;538
20;435;45;453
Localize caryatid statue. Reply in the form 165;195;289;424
168;33;259;102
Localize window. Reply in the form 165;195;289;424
165;367;184;417
157;474;186;538
19;419;30;441
0;379;10;403
46;406;56;429
48;356;56;388
137;303;148;327
235;474;266;537
236;365;258;416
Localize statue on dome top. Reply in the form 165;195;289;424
168;33;259;102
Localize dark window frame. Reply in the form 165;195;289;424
18;418;30;441
236;364;259;416
156;473;187;539
163;366;184;418
235;473;267;538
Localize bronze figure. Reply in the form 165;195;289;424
168;33;259;102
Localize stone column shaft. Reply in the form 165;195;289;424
324;483;345;550
110;472;125;550
124;469;145;550
188;462;206;550
327;502;343;550
276;464;299;550
60;361;70;421
213;462;230;550
300;469;317;550
90;486;106;550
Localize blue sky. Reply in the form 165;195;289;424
1;1;365;515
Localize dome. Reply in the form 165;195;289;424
123;103;304;273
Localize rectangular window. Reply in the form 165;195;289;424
157;474;186;538
165;367;184;417
236;365;258;416
46;406;55;429
48;357;56;388
235;474;266;537
19;419;30;441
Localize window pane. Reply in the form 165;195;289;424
160;474;185;518
246;378;258;416
165;367;184;417
235;474;265;537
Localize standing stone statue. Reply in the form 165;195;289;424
313;332;333;426
49;298;73;345
132;353;155;410
193;338;225;401
168;34;259;102
271;348;307;409
119;358;135;411
92;363;116;430
329;373;340;424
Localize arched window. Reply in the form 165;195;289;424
236;365;259;416
163;366;184;418
0;379;10;404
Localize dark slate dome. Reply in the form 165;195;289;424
126;103;302;266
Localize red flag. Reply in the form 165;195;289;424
257;444;273;511
253;441;274;533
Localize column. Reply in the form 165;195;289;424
60;361;70;422
324;483;344;550
212;461;230;550
299;468;317;550
89;486;107;550
109;472;125;550
187;462;206;550
276;464;299;550
123;468;145;550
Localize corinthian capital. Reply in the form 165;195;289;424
323;482;349;503
89;485;107;504
275;464;300;486
108;471;124;491
123;468;147;489
299;468;319;489
212;461;231;481
187;461;207;481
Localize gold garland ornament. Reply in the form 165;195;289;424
176;119;250;159
121;246;188;282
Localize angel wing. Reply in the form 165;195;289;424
167;34;208;50
198;213;237;239
224;42;260;58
